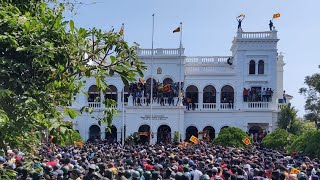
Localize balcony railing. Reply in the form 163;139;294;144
247;102;269;109
187;103;199;110
137;48;184;57
84;99;287;111
88;102;101;109
220;103;234;110
185;65;235;75
237;31;277;39
185;56;231;64
203;103;217;110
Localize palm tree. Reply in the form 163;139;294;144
277;103;297;132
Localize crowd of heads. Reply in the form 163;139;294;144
243;88;274;102
129;79;182;106
1;140;320;180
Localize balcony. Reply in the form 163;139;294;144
185;56;235;76
237;31;277;39
137;48;184;57
87;102;117;110
185;56;231;64
247;102;269;109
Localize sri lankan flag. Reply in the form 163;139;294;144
173;26;180;33
119;25;124;35
273;13;281;19
242;137;251;145
189;135;199;144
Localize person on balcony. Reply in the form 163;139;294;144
132;92;136;106
269;20;274;31
146;92;150;106
283;90;286;103
191;97;196;110
243;88;249;102
137;91;142;106
262;88;267;102
168;91;174;106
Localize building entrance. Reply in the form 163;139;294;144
138;124;151;144
157;125;171;144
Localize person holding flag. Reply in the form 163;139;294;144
236;13;245;31
270;13;280;31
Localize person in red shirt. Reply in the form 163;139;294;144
243;88;249;102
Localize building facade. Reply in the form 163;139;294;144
70;30;289;144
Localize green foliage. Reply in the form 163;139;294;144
173;131;180;143
212;127;249;148
301;121;317;133
277;104;300;134
261;129;295;151
299;66;320;129
0;1;145;152
288;130;320;158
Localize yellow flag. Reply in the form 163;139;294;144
189;135;199;144
290;168;300;174
242;137;251;145
273;13;281;19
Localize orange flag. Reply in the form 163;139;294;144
119;24;124;35
273;13;281;19
242;137;251;145
173;27;180;33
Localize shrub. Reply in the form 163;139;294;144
288;130;320;158
212;127;249;148
261;129;295;151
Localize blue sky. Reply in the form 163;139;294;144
65;0;320;117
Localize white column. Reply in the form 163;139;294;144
128;94;133;106
117;91;121;109
216;92;221;109
198;91;203;110
100;92;105;109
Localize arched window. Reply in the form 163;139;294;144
203;85;216;103
249;60;255;74
186;85;198;103
88;85;100;102
221;85;234;103
105;85;117;102
258;60;264;74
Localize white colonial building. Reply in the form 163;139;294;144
70;30;290;144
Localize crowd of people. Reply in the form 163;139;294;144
243;88;274;102
129;80;181;106
1;140;319;180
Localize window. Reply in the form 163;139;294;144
88;85;100;102
221;85;234;103
258;60;264;74
186;85;198;103
203;85;216;103
249;60;255;74
105;85;117;102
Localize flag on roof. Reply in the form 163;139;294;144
273;13;281;19
173;26;180;33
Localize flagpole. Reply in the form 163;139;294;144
121;23;125;146
178;22;183;142
150;14;155;144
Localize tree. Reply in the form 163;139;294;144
212;127;249;148
299;66;320;129
261;129;295;151
0;0;145;152
288;130;320;158
277;104;300;134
